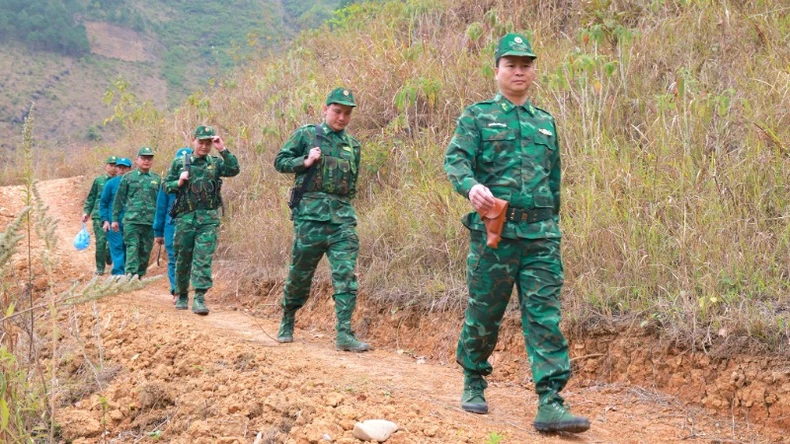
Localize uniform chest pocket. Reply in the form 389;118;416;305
533;132;557;151
480;128;517;163
320;156;352;195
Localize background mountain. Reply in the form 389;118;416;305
0;0;349;153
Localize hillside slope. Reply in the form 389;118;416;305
0;0;349;154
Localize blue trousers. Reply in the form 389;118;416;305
164;221;176;293
106;226;125;276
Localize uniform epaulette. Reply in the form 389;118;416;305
533;105;555;120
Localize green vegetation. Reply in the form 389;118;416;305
0;0;361;150
0;0;90;56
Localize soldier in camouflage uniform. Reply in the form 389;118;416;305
164;126;239;315
444;34;589;433
82;155;117;275
273;87;369;352
111;147;161;278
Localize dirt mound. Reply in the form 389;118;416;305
2;177;787;443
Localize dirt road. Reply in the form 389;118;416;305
5;177;784;443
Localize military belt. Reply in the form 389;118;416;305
506;207;553;223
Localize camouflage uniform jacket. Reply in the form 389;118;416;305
112;169;162;225
274;122;361;224
163;150;240;218
444;94;562;240
83;174;111;220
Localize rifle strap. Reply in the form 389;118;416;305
295;124;323;196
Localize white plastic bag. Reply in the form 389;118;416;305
73;223;91;251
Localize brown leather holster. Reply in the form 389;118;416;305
477;197;509;249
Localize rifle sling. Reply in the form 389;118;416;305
293;124;323;204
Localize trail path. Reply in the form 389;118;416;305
6;177;783;443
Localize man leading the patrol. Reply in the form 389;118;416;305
273;87;369;352
82;155;117;275
112;147;161;278
444;34;589;433
165;126;239;315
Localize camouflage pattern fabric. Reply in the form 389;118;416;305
445;94;561;240
457;230;569;406
445;94;571;406
172;210;219;294
274;122;361;224
274;122;362;330
100;175;125;275
112;169;161;226
164;150;240;294
164;153;239;213
91;219;111;273
84;174;111;273
281;220;359;313
112;169;161;277
83;173;111;219
123;223;154;277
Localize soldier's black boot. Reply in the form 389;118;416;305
276;311;296;343
461;374;488;414
334;293;369;352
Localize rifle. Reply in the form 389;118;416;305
169;153;192;218
287;124;323;220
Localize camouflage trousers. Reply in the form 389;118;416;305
174;210;219;295
123;223;154;277
282;220;359;316
91;218;111;273
457;229;570;406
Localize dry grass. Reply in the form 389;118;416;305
7;0;790;353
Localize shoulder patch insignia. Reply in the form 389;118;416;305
538;128;553;137
342;146;352;152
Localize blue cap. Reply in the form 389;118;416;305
175;147;193;158
115;157;132;167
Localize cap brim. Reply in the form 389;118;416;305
196;136;214;139
499;50;537;59
329;101;356;107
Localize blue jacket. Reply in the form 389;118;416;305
100;176;124;224
153;187;177;239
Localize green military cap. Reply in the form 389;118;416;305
495;33;537;63
325;87;357;107
106;155;118;164
115;157;132;167
193;125;216;139
137;146;155;157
